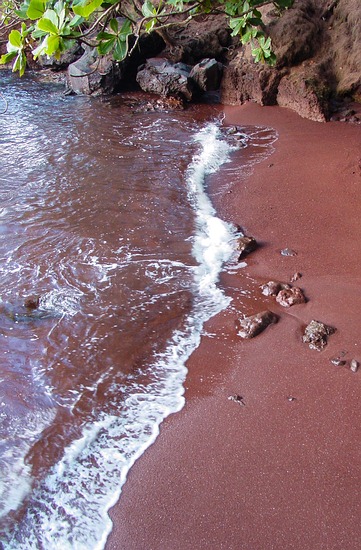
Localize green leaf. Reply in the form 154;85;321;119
109;18;118;34
69;14;84;27
13;51;26;75
142;0;156;18
113;37;127;61
72;0;103;18
0;51;17;64
8;29;22;48
32;28;48;38
46;34;60;55
32;36;47;58
96;31;114;40
27;0;46;20
37;17;59;34
229;16;246;37
15;1;30;19
145;18;156;33
118;19;131;38
97;37;115;55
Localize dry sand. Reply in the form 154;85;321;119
106;103;361;550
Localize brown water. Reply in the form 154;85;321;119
0;72;277;548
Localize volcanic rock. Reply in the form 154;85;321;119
190;58;223;92
261;281;289;297
276;286;306;307
236;235;258;260
303;320;336;351
136;58;196;100
237;310;279;339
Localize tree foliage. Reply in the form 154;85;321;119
0;0;294;76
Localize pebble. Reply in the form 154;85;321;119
350;359;359;373
281;248;297;256
228;395;245;406
290;272;302;282
330;357;346;366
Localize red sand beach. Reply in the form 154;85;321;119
106;103;361;550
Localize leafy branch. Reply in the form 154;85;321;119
0;0;294;75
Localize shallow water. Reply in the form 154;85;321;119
0;72;277;548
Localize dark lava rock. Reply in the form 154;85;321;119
136;58;196;101
237;310;279;339
276;287;306;307
236;235;257;260
303;320;336;351
190;58;223;92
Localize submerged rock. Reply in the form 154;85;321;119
303;320;336;351
0;295;56;323
276;286;306;307
237;310;279;339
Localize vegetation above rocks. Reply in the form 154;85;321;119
0;0;293;75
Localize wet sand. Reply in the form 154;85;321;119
106;103;361;550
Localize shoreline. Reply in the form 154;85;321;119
106;102;361;549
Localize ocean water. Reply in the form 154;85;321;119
0;72;277;548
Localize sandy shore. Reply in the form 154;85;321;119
106;103;361;550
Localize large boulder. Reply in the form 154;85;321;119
136;58;196;100
190;58;223;92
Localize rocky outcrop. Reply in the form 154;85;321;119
221;0;361;122
63;0;360;120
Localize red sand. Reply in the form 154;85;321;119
106;103;361;550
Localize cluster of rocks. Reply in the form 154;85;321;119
232;233;360;371
261;280;306;307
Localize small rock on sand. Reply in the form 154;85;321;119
236;235;257;260
237;310;279;339
350;359;359;373
303;320;336;351
281;248;297;257
330;357;346;367
290;272;302;282
276;286;306;307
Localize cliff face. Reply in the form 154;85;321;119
220;0;361;121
